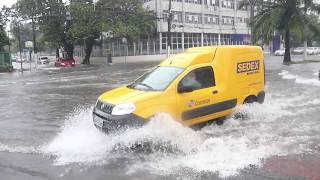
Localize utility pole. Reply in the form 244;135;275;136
32;0;38;68
167;0;173;57
7;30;11;54
17;22;23;73
32;16;37;54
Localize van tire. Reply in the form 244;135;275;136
215;117;226;126
257;91;265;104
235;95;257;120
244;96;257;104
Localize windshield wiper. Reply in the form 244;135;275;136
130;82;155;90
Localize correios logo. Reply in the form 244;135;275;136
237;60;260;74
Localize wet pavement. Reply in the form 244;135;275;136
0;56;320;180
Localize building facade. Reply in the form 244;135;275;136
144;0;251;54
90;0;252;57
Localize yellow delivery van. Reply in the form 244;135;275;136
93;45;265;132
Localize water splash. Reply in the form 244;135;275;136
279;70;320;86
0;143;39;154
39;92;320;177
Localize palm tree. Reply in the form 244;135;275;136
238;0;264;36
248;0;320;64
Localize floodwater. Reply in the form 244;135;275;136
0;56;320;180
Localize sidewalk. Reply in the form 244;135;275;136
78;54;166;65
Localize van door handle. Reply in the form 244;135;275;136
212;90;218;94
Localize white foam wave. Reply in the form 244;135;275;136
41;107;111;165
0;143;39;154
279;70;320;86
39;93;320;178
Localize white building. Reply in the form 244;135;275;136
96;0;252;57
144;0;251;53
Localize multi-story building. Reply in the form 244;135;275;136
94;0;252;57
143;0;251;53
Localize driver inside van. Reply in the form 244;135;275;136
182;71;201;89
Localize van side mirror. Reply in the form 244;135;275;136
178;84;194;93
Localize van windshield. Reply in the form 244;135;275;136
128;66;184;91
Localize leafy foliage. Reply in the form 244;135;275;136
36;0;74;58
0;28;9;51
11;0;156;62
0;7;11;51
97;0;156;41
250;0;320;63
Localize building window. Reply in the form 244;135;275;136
163;10;183;23
221;0;234;9
185;13;202;24
221;16;234;25
237;0;247;10
185;0;202;4
204;14;219;25
203;0;219;6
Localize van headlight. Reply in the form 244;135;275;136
111;103;136;115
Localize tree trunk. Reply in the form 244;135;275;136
64;42;74;59
56;48;60;59
82;36;94;64
303;40;307;60
303;25;307;60
249;4;255;43
283;29;291;64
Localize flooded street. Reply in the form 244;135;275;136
0;56;320;180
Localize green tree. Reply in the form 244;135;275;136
97;0;156;48
37;0;74;59
250;0;320;64
0;28;9;52
69;0;156;64
10;20;46;53
16;0;41;53
99;0;155;40
16;0;74;59
239;0;264;36
0;6;10;51
69;0;101;64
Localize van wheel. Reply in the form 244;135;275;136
215;117;226;126
244;96;257;104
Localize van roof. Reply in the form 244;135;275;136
160;45;262;68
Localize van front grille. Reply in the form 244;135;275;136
96;100;114;114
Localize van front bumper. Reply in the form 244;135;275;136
92;108;146;132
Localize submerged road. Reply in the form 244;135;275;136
0;56;320;180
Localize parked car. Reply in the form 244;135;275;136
11;56;17;62
306;47;320;55
274;49;285;56
54;58;75;67
38;56;50;64
293;47;304;54
16;58;25;63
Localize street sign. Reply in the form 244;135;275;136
102;31;114;38
25;41;33;48
121;37;127;44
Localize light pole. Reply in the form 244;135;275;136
31;0;39;67
7;30;11;54
167;0;173;57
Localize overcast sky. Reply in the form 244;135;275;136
1;0;320;10
1;0;320;8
